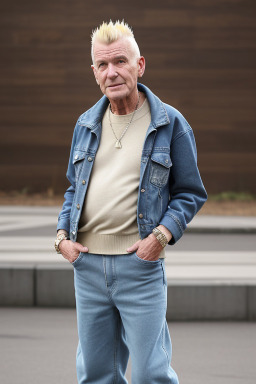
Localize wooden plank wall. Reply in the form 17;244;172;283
1;0;256;194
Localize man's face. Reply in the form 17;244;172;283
92;38;145;102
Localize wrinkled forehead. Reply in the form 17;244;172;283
93;38;137;64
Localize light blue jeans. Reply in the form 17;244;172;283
73;251;179;384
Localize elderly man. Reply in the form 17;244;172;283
55;20;207;384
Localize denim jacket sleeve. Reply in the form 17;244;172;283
57;120;79;234
159;114;207;245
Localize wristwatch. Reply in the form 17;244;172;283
54;233;68;253
152;227;168;248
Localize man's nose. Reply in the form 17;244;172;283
107;63;118;78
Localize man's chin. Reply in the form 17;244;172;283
106;88;126;101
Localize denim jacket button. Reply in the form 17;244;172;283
76;204;80;210
139;213;143;219
72;231;76;235
88;156;93;162
141;188;145;193
82;180;86;185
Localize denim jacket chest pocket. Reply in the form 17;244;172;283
72;149;86;183
149;152;172;188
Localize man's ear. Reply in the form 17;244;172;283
91;64;99;85
138;56;146;78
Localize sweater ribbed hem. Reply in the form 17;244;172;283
76;232;165;258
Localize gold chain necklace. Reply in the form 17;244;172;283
108;92;140;149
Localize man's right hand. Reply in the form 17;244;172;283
59;240;88;264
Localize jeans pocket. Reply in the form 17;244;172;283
71;252;83;267
134;251;161;265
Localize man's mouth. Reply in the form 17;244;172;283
108;84;123;88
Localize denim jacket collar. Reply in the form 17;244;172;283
78;83;170;131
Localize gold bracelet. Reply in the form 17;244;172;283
152;227;168;248
54;233;68;254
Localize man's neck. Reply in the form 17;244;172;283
109;91;145;115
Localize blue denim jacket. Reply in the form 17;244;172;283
57;83;207;245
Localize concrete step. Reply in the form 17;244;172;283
0;248;255;320
1;206;255;319
187;215;256;234
0;262;255;320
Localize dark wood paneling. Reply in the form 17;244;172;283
1;0;256;194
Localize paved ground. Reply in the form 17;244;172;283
0;307;256;384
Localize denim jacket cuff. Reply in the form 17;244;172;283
57;216;70;234
159;214;184;245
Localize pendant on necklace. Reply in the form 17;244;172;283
115;140;122;149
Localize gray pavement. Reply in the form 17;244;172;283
0;307;256;384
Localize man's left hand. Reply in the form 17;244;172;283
126;225;172;261
126;233;163;261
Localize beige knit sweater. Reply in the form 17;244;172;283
77;97;165;258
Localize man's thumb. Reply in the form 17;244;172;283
126;240;140;253
75;242;89;253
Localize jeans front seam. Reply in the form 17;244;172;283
113;311;120;384
102;256;118;304
111;256;118;297
161;325;170;368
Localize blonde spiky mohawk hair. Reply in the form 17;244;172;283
91;20;140;63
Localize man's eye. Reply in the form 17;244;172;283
98;63;105;68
